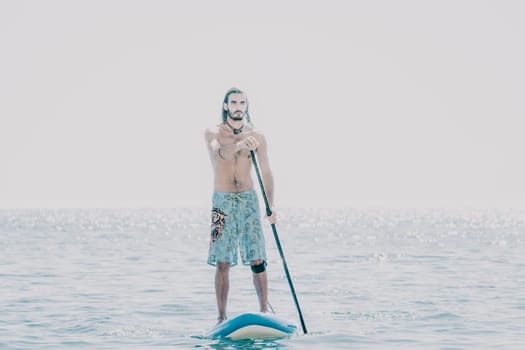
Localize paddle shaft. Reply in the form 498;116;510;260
250;150;308;334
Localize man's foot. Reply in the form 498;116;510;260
216;316;227;325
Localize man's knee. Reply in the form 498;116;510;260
217;262;231;271
250;260;267;274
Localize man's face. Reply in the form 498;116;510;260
224;93;248;121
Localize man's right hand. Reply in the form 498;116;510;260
238;136;259;151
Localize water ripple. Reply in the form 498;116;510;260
1;208;524;349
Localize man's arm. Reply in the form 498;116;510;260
205;128;256;161
205;128;241;161
255;133;275;211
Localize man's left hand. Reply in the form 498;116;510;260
265;209;277;225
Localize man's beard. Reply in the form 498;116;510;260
228;109;245;121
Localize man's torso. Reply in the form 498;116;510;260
211;124;260;193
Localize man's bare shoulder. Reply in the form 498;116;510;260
247;125;267;142
205;124;222;138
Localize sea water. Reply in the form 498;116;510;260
1;207;524;349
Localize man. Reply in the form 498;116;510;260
204;87;276;324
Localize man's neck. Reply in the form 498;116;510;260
226;117;244;130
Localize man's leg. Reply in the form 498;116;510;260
215;262;231;323
251;259;268;312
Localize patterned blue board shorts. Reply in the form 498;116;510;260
207;189;266;267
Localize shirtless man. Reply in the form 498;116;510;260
204;87;276;324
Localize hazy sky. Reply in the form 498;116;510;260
2;0;524;209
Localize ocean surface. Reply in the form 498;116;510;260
1;207;524;349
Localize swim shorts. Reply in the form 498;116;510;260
207;189;266;267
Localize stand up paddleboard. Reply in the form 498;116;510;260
205;313;297;339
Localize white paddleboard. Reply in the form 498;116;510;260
205;312;297;339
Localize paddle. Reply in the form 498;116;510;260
250;150;308;335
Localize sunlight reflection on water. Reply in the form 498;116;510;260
1;208;524;349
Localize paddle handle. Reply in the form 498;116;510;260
250;150;308;334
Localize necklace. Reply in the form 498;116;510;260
226;121;244;134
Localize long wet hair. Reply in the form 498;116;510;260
222;87;252;125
